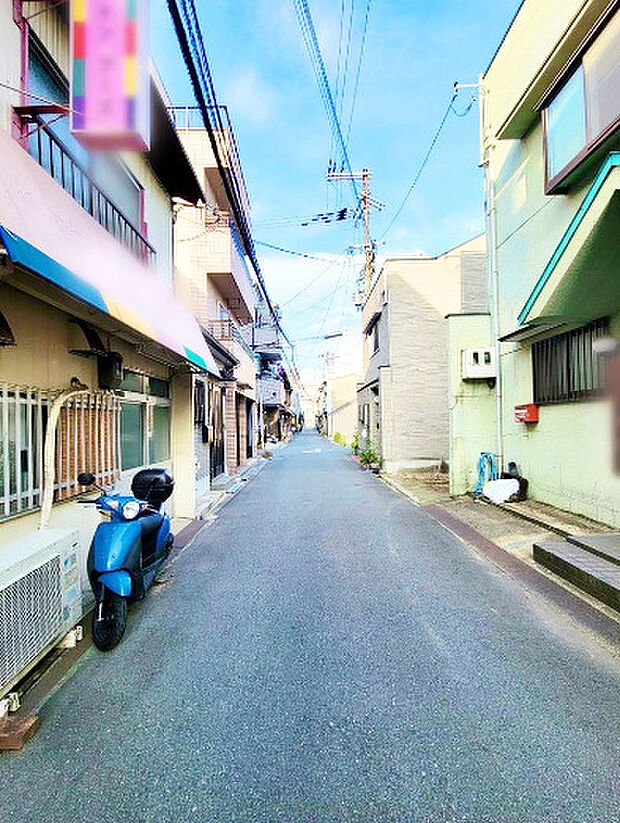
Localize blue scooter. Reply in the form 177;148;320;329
78;468;174;650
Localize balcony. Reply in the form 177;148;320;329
209;319;257;391
258;373;286;407
26;121;155;264
252;322;281;358
197;216;256;323
168;105;251;223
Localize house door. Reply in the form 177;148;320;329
246;399;254;459
209;383;225;479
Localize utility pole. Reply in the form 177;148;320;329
326;167;383;300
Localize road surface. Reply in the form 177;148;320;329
2;430;620;822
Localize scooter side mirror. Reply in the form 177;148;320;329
78;472;96;487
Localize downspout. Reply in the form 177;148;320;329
39;384;90;531
479;74;504;471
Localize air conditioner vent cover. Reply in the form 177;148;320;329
0;556;62;689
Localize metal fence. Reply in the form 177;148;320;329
28;123;156;265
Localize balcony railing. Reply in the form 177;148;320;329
258;373;285;406
28;122;155;264
209;319;256;361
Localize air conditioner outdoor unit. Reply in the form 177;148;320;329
461;347;497;380
0;529;82;699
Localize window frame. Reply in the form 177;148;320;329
531;318;609;405
541;4;620;193
118;371;172;474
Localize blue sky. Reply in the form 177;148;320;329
151;0;521;382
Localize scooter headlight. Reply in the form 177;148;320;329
122;500;141;520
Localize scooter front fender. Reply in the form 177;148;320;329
98;570;132;598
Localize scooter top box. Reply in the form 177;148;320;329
131;469;174;505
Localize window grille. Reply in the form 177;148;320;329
0;384;120;519
55;394;120;502
532;319;609;404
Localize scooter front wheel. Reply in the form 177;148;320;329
92;590;128;651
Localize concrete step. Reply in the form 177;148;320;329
567;533;620;566
533;540;620;613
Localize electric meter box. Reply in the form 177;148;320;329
461;347;497;380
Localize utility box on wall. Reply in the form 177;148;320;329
461;348;496;380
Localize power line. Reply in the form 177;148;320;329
337;0;355;121
345;0;371;144
292;0;358;201
256;240;334;261
281;257;343;306
379;89;459;241
286;260;350;319
168;0;293;350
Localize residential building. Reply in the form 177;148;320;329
171;106;260;500
459;0;620;525
252;295;299;443
0;4;217;583
358;236;487;472
317;373;361;445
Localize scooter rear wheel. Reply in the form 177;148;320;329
92;590;128;651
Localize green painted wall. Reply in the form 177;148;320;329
447;315;497;496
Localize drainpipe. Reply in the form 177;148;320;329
479;74;504;472
39;383;90;531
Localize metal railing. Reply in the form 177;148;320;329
28;123;156;264
208;319;256;362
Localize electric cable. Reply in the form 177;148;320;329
256;240;333;261
292;0;358;200
168;0;295;352
379;89;459;241
337;0;355;123
345;0;371;144
281;257;343;307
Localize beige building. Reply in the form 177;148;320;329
171;107;260;502
358;236;487;472
318;373;361;446
451;0;620;524
0;2;216;620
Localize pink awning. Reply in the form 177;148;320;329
0;130;218;375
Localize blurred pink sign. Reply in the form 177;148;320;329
71;0;150;151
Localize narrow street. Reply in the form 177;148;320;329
2;430;620;823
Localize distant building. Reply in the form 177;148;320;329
358;236;487;472
317;373;361;445
172;106;260;504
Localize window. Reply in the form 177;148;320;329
373;323;380;354
149;406;171;463
1;387;119;519
546;67;586;180
120;403;145;471
194;380;206;426
532;318;609;404
544;8;620;187
119;371;171;470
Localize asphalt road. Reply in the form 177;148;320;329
2;430;620;822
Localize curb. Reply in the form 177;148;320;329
378;473;620;646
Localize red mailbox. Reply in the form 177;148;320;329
514;403;539;424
